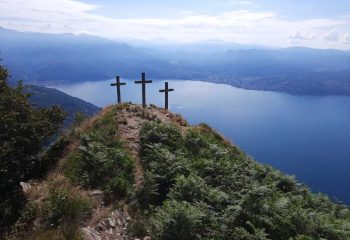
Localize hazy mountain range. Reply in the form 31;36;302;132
1;27;350;95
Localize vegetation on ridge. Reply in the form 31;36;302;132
5;105;135;239
64;106;135;197
134;121;350;240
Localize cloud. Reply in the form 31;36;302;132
0;0;349;49
323;30;340;41
287;30;315;41
76;29;92;35
343;33;350;44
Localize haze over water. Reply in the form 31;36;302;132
54;79;350;204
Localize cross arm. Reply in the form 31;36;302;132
111;83;126;86
135;80;152;84
159;88;174;93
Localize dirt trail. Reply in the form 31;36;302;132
117;104;188;190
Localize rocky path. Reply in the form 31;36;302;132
117;104;188;190
83;104;188;240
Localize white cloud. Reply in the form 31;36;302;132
323;30;340;41
343;33;350;44
0;0;349;49
287;30;315;41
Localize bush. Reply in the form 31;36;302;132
73;111;87;126
6;180;91;240
65;133;134;196
168;175;207;202
140;121;183;152
127;217;149;238
151;201;207;240
136;171;160;208
44;188;91;227
64;107;134;196
183;129;207;154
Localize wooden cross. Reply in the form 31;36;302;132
134;72;152;108
110;76;126;104
159;82;174;110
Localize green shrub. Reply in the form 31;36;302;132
44;188;91;227
136;171;160;208
73;111;87;126
6;183;90;240
65;134;134;196
151;201;207;240
227;226;269;240
64;106;135;196
33;136;71;178
127;217;149;238
140;121;183;152
168;174;207;202
138;145;191;205
183;129;207;154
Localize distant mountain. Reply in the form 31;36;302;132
26;85;100;125
0;27;176;84
1;27;350;95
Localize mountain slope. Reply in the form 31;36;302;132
7;104;350;240
26;85;100;124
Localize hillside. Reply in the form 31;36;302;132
6;104;350;240
26;85;100;125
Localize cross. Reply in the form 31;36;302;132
159;82;174;110
134;72;152;108
110;76;126;104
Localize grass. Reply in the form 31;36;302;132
6;175;92;240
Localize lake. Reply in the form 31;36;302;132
53;79;350;204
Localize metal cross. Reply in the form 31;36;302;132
159;82;174;110
110;76;126;104
134;72;152;108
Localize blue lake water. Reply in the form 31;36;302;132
53;79;350;204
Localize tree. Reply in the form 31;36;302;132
0;63;65;230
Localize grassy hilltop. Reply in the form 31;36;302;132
5;104;350;240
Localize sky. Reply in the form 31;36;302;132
0;0;350;49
